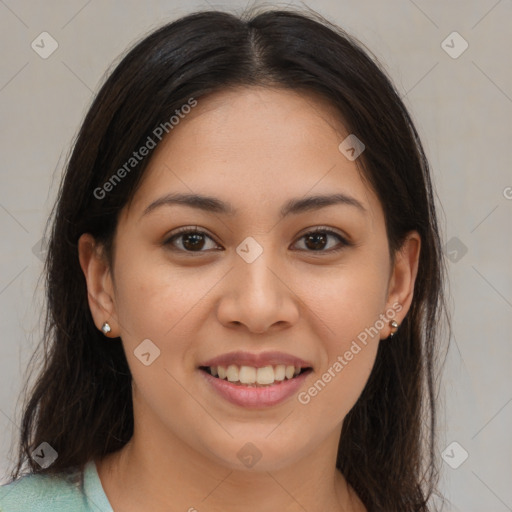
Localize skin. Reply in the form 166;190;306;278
79;86;420;512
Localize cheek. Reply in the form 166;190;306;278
110;256;219;432
294;257;388;418
296;345;378;437
295;293;382;429
301;252;389;338
112;248;214;336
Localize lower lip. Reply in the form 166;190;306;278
199;369;311;408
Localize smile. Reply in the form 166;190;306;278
198;365;313;408
200;364;311;386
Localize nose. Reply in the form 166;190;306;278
216;247;300;334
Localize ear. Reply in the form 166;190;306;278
78;233;119;337
382;231;421;338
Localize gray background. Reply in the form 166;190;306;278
1;1;511;510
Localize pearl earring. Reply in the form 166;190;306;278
101;322;111;335
389;320;399;338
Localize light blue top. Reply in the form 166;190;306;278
0;460;113;511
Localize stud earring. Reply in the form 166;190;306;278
101;322;111;335
389;320;399;338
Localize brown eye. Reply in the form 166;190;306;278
180;232;207;251
293;228;350;253
165;228;220;252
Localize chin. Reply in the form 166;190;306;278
206;436;309;473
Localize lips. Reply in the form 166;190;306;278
199;366;311;408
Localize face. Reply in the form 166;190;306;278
80;86;419;472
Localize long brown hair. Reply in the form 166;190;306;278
7;7;448;511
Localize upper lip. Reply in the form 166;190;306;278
200;350;313;369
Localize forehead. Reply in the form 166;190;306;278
124;86;382;223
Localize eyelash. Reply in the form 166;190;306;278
163;226;351;254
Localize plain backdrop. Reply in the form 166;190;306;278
1;1;511;510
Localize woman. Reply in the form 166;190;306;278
0;6;447;511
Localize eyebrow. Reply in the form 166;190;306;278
141;192;366;219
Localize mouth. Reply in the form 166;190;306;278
197;351;314;407
199;364;313;387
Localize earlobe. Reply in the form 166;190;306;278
383;231;421;338
78;233;118;337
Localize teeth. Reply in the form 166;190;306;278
256;366;275;385
274;365;286;381
239;366;256;384
226;364;239;382
206;364;305;386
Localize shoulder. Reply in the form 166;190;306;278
0;466;87;512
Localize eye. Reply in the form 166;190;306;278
292;227;350;253
164;227;220;253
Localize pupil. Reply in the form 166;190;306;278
183;233;204;250
305;232;327;250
